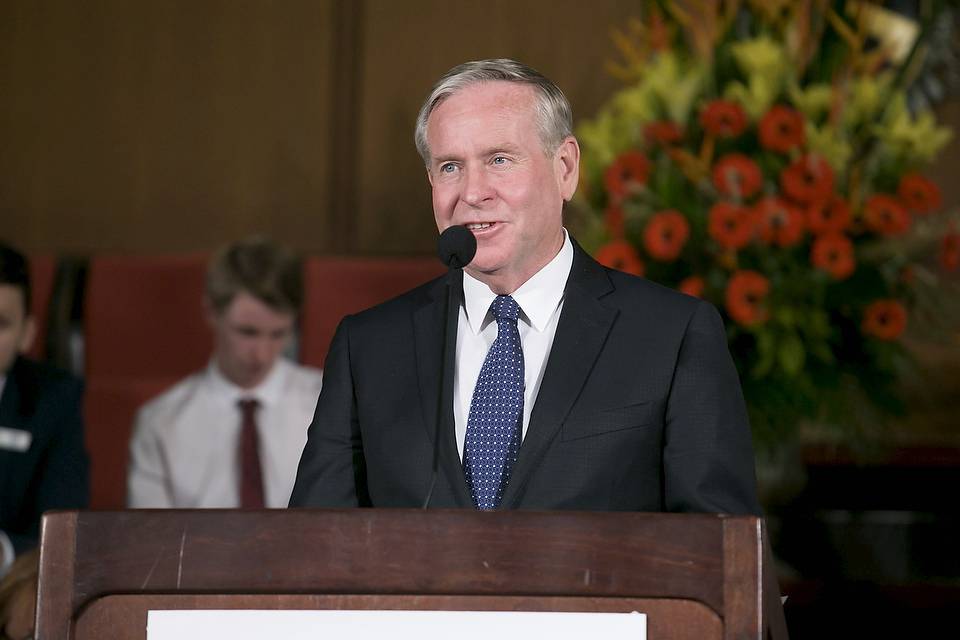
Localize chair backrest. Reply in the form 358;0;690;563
83;253;211;508
300;256;444;368
84;253;211;378
84;376;179;509
26;253;57;360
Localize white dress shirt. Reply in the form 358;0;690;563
454;230;574;459
127;358;322;508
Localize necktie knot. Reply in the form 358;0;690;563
238;398;259;418
490;295;520;323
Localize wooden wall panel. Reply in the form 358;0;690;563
0;0;338;254
352;0;645;254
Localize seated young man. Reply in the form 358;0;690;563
0;242;88;577
0;242;88;640
127;237;323;508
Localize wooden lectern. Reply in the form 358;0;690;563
35;509;787;639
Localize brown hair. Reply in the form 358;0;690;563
206;237;302;315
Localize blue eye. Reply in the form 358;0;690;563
439;163;456;173
492;156;507;165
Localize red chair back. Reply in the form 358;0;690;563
84;253;211;378
83;253;210;508
26;254;56;360
84;377;180;509
300;256;444;368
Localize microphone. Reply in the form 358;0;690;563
422;225;476;509
437;224;477;269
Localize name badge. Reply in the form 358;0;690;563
0;426;32;452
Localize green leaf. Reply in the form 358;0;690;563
778;334;806;376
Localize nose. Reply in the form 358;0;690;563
461;166;494;207
251;338;274;367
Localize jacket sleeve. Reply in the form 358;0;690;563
288;317;371;507
663;300;761;516
7;376;89;555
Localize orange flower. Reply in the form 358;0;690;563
595;240;645;276
897;173;942;214
700;100;748;138
759;105;806;153
678;275;705;298
605;204;625;238
781;154;835;204
862;300;907;341
864;195;911;237
806;195;852;235
644;120;684;146
940;229;960;271
712;153;763;200
811;233;856;280
604;150;651;200
725;270;770;326
643;210;690;261
754;197;806;247
708;202;753;250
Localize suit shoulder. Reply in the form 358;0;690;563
9;357;83;413
603;268;710;317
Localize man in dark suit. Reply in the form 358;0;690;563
0;243;89;574
290;59;759;515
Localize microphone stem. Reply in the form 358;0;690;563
422;266;458;509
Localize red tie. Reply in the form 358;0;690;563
238;398;265;508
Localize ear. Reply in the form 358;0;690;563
426;165;435;187
17;316;36;355
554;136;581;202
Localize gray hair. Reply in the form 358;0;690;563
414;58;574;165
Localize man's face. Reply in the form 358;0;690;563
426;81;580;293
208;291;295;390
0;285;34;375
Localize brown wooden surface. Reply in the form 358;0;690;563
1;0;647;255
36;509;782;640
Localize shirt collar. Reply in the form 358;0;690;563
205;358;289;407
462;229;573;334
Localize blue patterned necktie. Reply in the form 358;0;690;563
464;295;524;510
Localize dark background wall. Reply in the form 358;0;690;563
8;1;954;257
1;0;657;255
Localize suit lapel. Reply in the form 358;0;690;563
413;271;473;508
501;242;618;508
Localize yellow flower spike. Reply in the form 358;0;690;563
644;52;705;123
805;122;852;173
877;93;954;163
730;35;788;81
844;73;892;129
724;77;777;120
789;82;833;121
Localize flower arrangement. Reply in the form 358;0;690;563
576;1;960;453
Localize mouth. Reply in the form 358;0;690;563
464;222;498;232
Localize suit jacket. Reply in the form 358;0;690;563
290;240;760;515
0;357;89;555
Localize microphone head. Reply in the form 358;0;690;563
437;225;477;269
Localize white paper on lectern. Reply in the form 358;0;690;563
147;609;647;640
